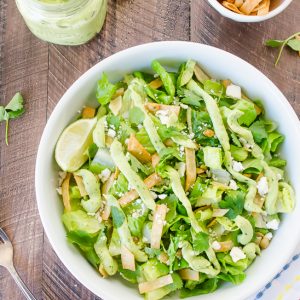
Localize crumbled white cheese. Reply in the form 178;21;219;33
232;160;244;172
58;171;67;186
107;128;116;138
179;145;185;157
230;247;246;263
188;133;195;139
158;194;167;199
125;152;130;161
229;179;238;190
266;219;280;230
98;168;111;183
226;84;242;99
265;232;273;240
135;198;142;204
156;110;169;125
122;111;129;118
277;173;282;180
125;138;129;145
176;162;186;178
137;124;143;130
132;210;144;219
212;241;221;251
257;176;269;196
142;237;149;243
151;191;158;199
180;103;188;109
87;212;96;216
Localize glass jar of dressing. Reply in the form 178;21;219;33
15;0;107;46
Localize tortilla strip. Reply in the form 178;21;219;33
74;174;88;197
234;0;244;8
252;0;268;12
148;78;163;89
240;0;263;15
257;0;270;15
119;173;162;207
222;1;245;14
185;148;196;191
127;133;152;163
62;172;71;212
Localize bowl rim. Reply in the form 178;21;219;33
207;0;294;22
35;41;300;300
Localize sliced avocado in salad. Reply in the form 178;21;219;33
55;60;295;299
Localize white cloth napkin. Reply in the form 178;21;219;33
249;243;300;300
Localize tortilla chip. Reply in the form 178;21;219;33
240;0;262;15
257;0;271;15
234;0;244;8
222;1;244;14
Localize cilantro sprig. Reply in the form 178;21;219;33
0;92;25;145
266;32;300;66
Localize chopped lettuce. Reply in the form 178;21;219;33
96;73;117;105
62;210;101;237
151;60;175;97
55;60;294;299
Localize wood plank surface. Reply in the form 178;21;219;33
0;0;299;299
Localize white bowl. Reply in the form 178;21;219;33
208;0;293;22
35;41;300;300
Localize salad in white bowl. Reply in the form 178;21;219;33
53;58;295;300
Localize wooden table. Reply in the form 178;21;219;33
0;1;299;299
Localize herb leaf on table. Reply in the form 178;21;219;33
265;32;300;66
0;92;25;145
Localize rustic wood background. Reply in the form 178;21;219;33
0;0;299;299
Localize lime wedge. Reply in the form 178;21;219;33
55;118;97;172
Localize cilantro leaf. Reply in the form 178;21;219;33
5;92;24;111
219;191;246;220
0;92;25;145
265;32;300;66
0;107;8;121
287;38;300;51
193;232;209;253
265;39;283;48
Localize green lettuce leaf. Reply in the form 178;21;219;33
218;272;246;285
129;107;145;125
232;100;257;126
96;73;117;105
151;60;175;97
217;252;249;275
180;278;219;298
62;210;101;235
135;127;156;154
203;80;225;98
249;120;268;143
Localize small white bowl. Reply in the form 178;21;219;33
36;41;300;300
208;0;293;22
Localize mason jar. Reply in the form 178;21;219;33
15;0;108;46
